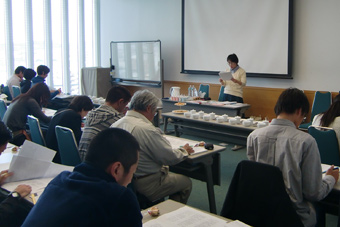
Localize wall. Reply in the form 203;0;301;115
100;0;340;92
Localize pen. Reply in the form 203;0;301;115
322;167;339;174
31;193;37;205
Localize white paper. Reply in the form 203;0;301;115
144;206;229;227
219;71;232;81
6;155;73;182
18;140;56;162
165;136;207;155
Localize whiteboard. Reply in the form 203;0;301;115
182;0;292;78
110;40;162;86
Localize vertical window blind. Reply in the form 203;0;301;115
0;0;100;95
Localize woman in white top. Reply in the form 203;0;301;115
219;53;246;103
312;94;340;150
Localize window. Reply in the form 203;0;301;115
1;0;100;94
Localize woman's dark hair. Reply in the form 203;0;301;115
0;121;12;146
227;53;239;64
68;95;93;112
85;128;139;174
12;83;50;106
106;86;131;103
274;88;309;116
320;94;340;127
23;68;36;80
15;66;26;74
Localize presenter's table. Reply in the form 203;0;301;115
162;98;250;117
163;112;257;146
166;135;225;214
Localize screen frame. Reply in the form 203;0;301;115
181;0;293;79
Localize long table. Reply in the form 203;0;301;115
163;112;257;146
166;135;225;214
162;98;250;117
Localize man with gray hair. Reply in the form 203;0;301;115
111;90;194;204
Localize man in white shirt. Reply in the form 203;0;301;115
111;90;194;204
6;66;26;99
247;88;339;227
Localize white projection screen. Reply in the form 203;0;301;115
182;0;293;78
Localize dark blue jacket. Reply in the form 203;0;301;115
22;163;142;227
32;76;59;99
20;80;32;94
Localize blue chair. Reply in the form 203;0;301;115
27;115;46;146
308;125;340;166
12;86;21;98
0;100;7;121
218;86;225;101
55;126;81;166
300;91;332;130
199;84;209;99
3;86;12;101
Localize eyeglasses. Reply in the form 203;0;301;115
302;117;307;124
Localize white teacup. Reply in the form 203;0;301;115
210;112;215;120
235;116;241;124
192;113;199;119
190;109;197;114
229;118;237;125
198;111;204;118
248;118;254;125
184;112;191;118
262;120;269;126
216;116;224;123
257;122;267;128
203;115;210;121
242;120;252;127
222;114;229;122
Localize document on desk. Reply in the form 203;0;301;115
144;206;250;227
18;140;56;162
165;136;207;154
219;71;233;81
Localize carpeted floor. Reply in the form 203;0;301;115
162;124;338;226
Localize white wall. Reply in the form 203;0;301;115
100;0;340;92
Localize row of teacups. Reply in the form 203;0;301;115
183;109;269;128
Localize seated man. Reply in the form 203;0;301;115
23;128;142;226
111;90;194;204
247;88;339;227
6;66;26;98
32;65;61;99
20;68;36;93
78;86;131;161
0;121;32;226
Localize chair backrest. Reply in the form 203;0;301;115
3;86;12;101
218;86;225;101
308;126;340;166
198;84;209;98
0;100;7;121
12;85;21;98
27;115;46;146
55;126;81;166
311;91;332;120
221;160;303;227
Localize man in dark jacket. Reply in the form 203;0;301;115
22;128;142;227
32;65;61;99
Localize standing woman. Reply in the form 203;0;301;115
45;95;93;163
219;53;247;103
3;83;51;146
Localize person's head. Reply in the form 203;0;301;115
0;121;12;154
274;88;309;126
13;83;50;106
227;53;239;69
85;128;140;187
129;90;161;121
106;86;132;113
14;66;27;79
320;94;340;127
36;65;50;77
23;68;37;81
68;96;94;118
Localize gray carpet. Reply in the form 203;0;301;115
162;124;338;226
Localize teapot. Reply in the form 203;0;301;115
170;87;181;99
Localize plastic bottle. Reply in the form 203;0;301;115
193;85;198;97
188;85;192;97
